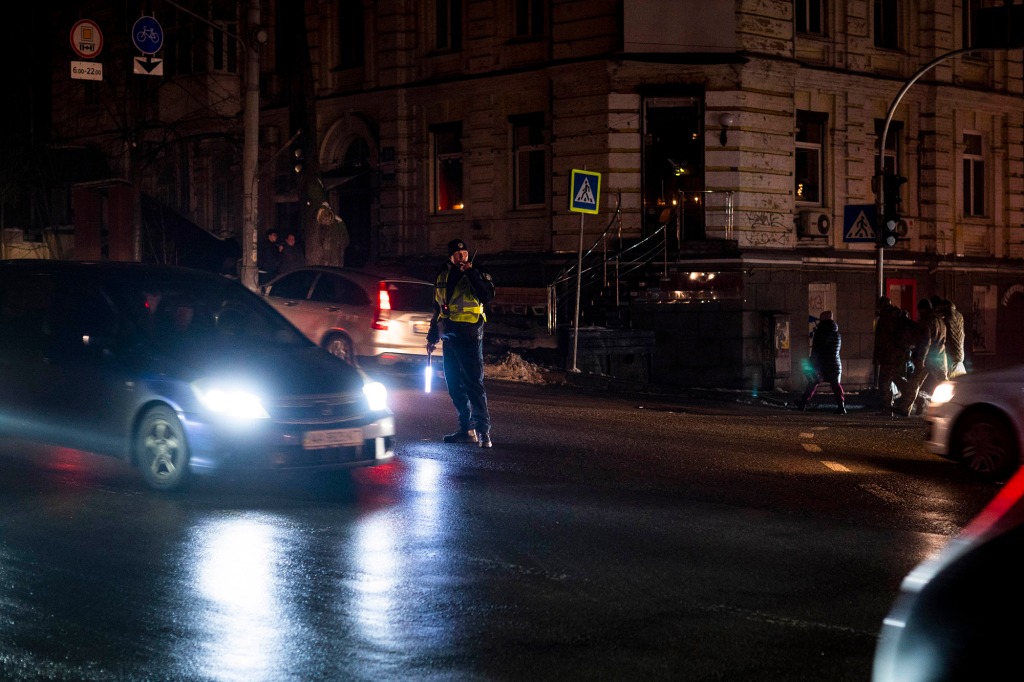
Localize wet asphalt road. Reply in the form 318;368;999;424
0;376;999;681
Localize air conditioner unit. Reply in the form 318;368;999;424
797;210;831;238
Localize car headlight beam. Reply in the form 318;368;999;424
930;381;955;405
192;381;271;420
363;381;388;412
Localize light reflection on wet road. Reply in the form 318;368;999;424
0;379;997;681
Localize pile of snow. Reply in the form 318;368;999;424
485;352;547;384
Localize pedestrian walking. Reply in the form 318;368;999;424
897;298;948;416
795;310;846;414
938;297;967;378
257;228;283;284
873;296;914;416
279;232;305;274
426;238;496;448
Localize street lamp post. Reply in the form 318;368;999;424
874;46;997;298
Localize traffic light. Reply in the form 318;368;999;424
879;172;907;248
290;133;304;174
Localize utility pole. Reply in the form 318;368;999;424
240;0;265;291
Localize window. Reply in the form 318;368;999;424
511;113;546;208
874;0;900;49
432;123;464;213
436;0;463;50
164;7;237;76
962;132;985;217
963;0;1021;49
311;274;368;305
796;0;825;35
210;21;239;73
874;119;903;176
336;0;365;69
795;111;826;205
514;0;544;38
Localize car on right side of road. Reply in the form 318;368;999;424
922;364;1024;479
872;461;1024;682
261;266;438;368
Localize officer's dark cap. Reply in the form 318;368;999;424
447;238;468;255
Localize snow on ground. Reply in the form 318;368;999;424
484;352;548;384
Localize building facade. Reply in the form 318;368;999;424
42;0;1024;391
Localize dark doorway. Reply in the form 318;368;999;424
327;137;374;268
642;97;705;249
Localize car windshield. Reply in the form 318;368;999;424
108;275;311;352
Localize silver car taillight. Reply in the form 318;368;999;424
372;283;391;331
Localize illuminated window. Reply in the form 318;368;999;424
795;111;826;205
962;132;985;217
511;113;546;208
432;123;464;213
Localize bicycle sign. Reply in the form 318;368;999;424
132;16;163;54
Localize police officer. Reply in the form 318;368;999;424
426;238;495;448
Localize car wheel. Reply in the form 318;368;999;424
134;405;191;492
953;408;1020;478
325;334;356;364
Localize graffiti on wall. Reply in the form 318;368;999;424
740;212;789;247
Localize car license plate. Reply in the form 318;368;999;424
413;322;430;334
302;427;363;450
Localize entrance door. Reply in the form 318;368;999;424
808;282;836;341
642;97;705;249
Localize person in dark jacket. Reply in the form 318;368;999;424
279;231;305;274
426;238;496;448
873;296;915;416
795;310;846;414
257;228;283;284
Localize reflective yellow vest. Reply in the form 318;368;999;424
435;270;486;324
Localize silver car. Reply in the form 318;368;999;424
262;266;437;366
923;364;1024;478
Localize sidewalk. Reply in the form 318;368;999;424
483;350;915;416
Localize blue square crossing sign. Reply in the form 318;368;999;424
843;204;877;243
570;170;601;214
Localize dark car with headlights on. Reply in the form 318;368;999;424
922;364;1024;479
0;260;394;492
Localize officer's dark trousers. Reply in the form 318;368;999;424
441;328;490;435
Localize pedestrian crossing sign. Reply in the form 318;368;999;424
843;203;878;243
570;169;601;214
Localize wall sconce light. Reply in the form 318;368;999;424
719;112;736;146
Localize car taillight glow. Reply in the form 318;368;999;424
372;283;391;331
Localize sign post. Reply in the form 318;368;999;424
70;19;104;81
131;16;164;76
568;170;602;372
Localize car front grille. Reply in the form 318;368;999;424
269;392;367;425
